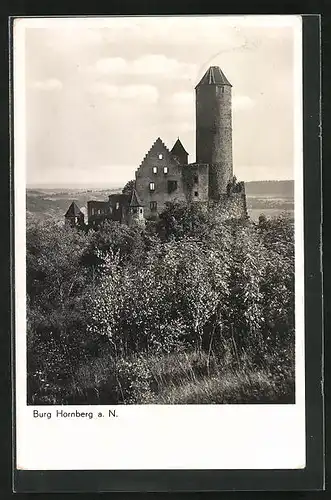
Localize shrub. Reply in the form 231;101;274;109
26;207;295;405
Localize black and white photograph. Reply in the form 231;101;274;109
14;15;308;472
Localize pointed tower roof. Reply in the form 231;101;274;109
195;66;232;88
129;188;143;207
65;201;83;217
170;138;188;157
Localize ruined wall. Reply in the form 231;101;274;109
108;194;130;224
196;85;233;199
87;200;109;225
182;163;209;203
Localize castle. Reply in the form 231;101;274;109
64;66;247;228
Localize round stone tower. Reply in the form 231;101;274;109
195;66;233;200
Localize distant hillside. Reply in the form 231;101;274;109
245;180;294;198
26;181;294;224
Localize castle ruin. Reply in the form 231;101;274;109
65;66;247;228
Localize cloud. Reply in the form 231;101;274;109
94;57;128;74
31;78;63;91
89;83;159;103
89;55;197;80
36;18;244;49
171;91;195;106
233;95;255;110
43;27;108;51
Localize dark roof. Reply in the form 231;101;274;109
65;201;83;217
129;188;143;207
170;138;188;157
196;66;232;88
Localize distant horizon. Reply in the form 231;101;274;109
27;178;295;190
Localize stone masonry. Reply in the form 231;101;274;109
65;66;247;228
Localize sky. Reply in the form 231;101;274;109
18;16;301;187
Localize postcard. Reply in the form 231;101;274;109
13;15;307;473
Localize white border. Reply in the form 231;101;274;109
14;16;305;471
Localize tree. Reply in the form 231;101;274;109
156;201;209;241
82;219;145;270
122;179;135;195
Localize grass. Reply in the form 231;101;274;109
61;348;294;405
151;370;293;404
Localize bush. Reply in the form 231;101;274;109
26;207;295;405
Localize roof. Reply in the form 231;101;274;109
65;201;83;217
129;188;143;207
170;138;188;157
195;66;232;88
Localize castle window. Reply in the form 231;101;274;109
115;202;120;210
158;153;163;159
168;180;178;194
150;201;157;212
194;191;199;197
139;208;143;214
149;182;155;191
152;166;158;174
163;166;168;174
194;175;199;184
221;86;224;94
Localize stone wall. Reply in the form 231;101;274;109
135;139;186;218
87;200;108;221
182;163;209;203
196;85;233;199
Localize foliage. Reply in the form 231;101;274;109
122;179;135;195
26;205;295;405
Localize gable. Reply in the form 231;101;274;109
135;137;178;177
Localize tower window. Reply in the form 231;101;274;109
194;191;199;197
150;201;157;212
149;182;155;191
194;175;199;184
139;208;143;214
115;202;120;210
163;166;168;174
152;166;158;174
158;153;163;159
221;87;224;94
